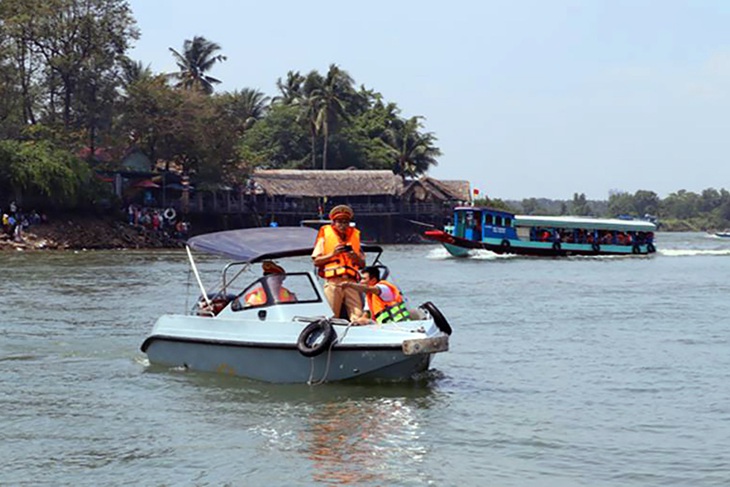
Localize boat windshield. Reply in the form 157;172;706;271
231;272;322;310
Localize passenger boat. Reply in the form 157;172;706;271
424;206;657;257
140;226;451;383
714;231;730;238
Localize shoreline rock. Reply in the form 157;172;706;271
0;215;185;251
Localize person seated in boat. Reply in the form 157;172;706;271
339;266;410;325
244;261;296;307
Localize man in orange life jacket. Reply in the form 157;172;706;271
311;205;366;320
244;260;296;307
340;266;410;324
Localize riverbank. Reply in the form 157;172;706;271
0;215;184;251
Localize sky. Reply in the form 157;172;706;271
127;0;730;201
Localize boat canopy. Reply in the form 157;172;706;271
187;227;320;263
187;226;383;263
514;215;656;232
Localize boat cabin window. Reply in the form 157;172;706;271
231;272;321;311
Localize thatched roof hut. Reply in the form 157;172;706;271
403;177;472;203
252;169;403;197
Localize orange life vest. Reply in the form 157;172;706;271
317;224;362;280
244;285;294;306
366;280;410;323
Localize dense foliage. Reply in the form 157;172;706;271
0;0;441;211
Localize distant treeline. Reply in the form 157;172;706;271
476;190;730;231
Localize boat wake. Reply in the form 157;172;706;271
425;247;513;260
659;249;730;257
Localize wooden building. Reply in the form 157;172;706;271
126;167;471;242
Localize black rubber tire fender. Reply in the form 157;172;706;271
297;320;337;357
420;301;452;336
632;244;640;254
647;242;656;253
552;242;562;252
591;242;600;253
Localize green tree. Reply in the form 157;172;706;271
699;188;722;213
237;103;310;169
521;197;544;215
633;190;660;217
168;36;226;95
0;139;90;206
273;70;305;105
1;0;138;142
381;115;441;178
308;64;355;169
607;191;635;217
217;88;270;136
661;190;701;220
571;192;591;216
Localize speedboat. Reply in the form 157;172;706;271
140;227;451;384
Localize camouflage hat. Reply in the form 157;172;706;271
329;205;354;220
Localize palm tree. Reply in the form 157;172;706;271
381;116;441;178
297;70;324;168
168;36;226;94
273;71;305;105
308;64;354;170
220;88;270;134
121;60;153;88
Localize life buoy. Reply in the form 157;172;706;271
632;244;640;254
420;301;452;336
647;243;656;253
591;243;600;253
297;320;337;357
552;242;561;252
164;208;176;220
500;239;511;251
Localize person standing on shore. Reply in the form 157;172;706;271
312;205;366;320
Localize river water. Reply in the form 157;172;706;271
1;232;730;486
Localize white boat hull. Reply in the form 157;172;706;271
142;313;448;383
143;338;434;383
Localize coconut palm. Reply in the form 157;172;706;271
220;88;270;134
296;70;325;168
381;116;441;178
121;59;153;87
168;36;226;94
273;71;305;105
308;64;354;170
